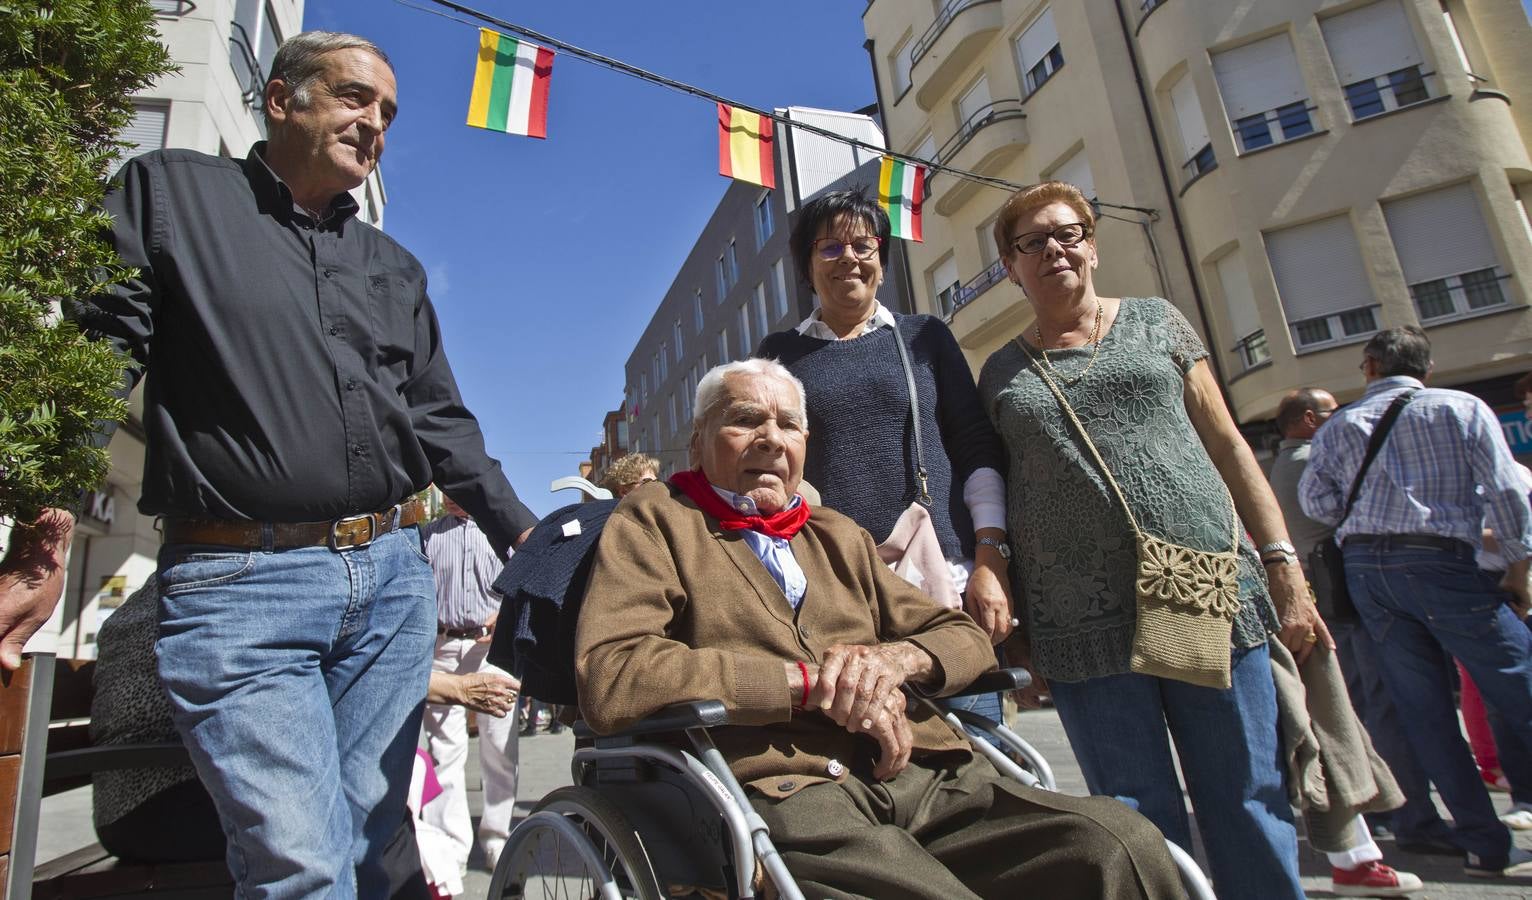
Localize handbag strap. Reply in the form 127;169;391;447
1016;338;1240;554
891;318;933;506
1336;388;1419;529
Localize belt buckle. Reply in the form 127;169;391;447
329;513;377;551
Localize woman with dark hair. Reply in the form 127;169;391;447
756;188;1012;729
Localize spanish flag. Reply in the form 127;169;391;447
717;103;775;189
879;157;926;242
467;29;553;139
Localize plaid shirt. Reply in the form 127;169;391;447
1299;376;1532;562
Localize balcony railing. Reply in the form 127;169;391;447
911;0;1000;68
1231;101;1317;154
229;21;266;110
934;100;1026;167
1343;66;1437;121
943;257;1009;317
1232;330;1270;371
1411;268;1510;322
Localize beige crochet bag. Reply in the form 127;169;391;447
1021;340;1241;689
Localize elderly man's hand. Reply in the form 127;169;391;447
813;641;932;734
867;692;913;781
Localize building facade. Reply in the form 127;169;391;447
862;0;1532;447
26;0;393;659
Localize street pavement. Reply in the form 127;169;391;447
35;707;1532;898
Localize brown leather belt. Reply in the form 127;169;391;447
161;498;426;551
439;624;492;640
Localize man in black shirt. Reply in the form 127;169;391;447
0;30;535;896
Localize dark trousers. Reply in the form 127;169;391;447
747;753;1181;900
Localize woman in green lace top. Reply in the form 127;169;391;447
976;181;1325;899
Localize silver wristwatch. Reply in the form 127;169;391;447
976;536;1011;560
1258;540;1298;566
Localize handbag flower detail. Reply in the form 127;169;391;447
1135;533;1241;619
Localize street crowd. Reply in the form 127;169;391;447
3;27;1532;900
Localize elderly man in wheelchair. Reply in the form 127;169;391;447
549;358;1186;900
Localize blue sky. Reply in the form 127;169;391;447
310;1;877;518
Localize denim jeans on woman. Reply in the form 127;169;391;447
1048;642;1304;900
1344;539;1532;866
156;528;437;898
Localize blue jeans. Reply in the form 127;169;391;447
1329;619;1452;843
1344;540;1532;864
156;528;437;898
1049;642;1303;900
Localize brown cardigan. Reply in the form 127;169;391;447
576;481;996;793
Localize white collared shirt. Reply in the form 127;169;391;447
794;301;897;341
710;485;808;609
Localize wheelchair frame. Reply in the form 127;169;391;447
488;668;1217;900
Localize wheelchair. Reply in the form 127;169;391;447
485;668;1217;900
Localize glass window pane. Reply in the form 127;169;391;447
1276;102;1313;139
1411;279;1455;319
1293;318;1333;346
1345;79;1385;119
1338;306;1377;335
1235;114;1273;152
1388;66;1429;107
1462;268;1505;310
1191;143;1216;176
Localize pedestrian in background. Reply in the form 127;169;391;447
422;495;521;874
601;452;661;498
1301;326;1532;879
43;31;539;896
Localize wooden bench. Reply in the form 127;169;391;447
2;652;232;899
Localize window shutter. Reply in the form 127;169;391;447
119;102;168;164
1215;251;1262;340
1382;182;1498;284
930;256;959;296
1050;147;1094;200
1213;34;1306;120
1264;215;1373;321
958;76;992;125
915;133;937;164
1015;8;1058;74
892;37;913;94
1169;73;1210;161
1321;0;1422;87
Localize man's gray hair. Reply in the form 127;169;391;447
263;31;391;126
692;359;807;431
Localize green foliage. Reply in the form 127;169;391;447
0;0;173;520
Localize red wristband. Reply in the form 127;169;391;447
796;660;810;710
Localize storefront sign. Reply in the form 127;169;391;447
1501;408;1532;457
84;489;115;526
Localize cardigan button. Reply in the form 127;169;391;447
827;759;845;777
798;625;810;639
777;780;795;792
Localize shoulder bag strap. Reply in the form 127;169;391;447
1337;388;1419;529
891;318;933;506
1016;338;1240;553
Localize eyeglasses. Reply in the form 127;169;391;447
812;236;882;261
1010;223;1092;255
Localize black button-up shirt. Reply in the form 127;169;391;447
74;144;535;555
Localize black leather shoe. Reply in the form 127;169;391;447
1396;836;1463;856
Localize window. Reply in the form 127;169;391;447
978;211;1002;267
680;372;693;426
930;255;961;317
651;415;661;454
1015;8;1064;97
668;393;678;437
752;284;769;339
1322;0;1433;122
1214;251;1270;370
716;254;728;300
754;193;774;248
117;101;168;173
957;75;992;129
737;305;754;358
726;240;740;287
891;35;914;97
717;328;730;365
770;258;790;319
1213;33;1315;154
639;371;648;401
231;0;282;105
673;321;684;362
1168;73;1215;181
653;351;663;386
914;133;938;165
1440;3;1475;79
1264;215;1378;350
1049;147;1095;202
693;289;704;331
1382;182;1506;321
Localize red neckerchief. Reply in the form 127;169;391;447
668;469;811;540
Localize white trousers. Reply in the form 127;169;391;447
423;635;520;871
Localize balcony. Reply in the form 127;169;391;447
930;100;1027;216
943;258;1009;318
910;0;1003;111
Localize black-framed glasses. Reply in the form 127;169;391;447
1010;223;1092;255
813;236;882;261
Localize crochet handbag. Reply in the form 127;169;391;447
1021;339;1241;689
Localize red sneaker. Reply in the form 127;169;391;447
1331;861;1423;897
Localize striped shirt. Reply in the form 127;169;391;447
420;514;506;629
1299;376;1532;562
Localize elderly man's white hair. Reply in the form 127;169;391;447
691;358;807;432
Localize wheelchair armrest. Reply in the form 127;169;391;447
947;667;1031;697
572;700;730;740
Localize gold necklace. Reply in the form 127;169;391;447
1034;298;1104;386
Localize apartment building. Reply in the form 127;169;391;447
862;0;1532;449
29;0;393;659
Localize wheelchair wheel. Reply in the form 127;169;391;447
488;785;663;900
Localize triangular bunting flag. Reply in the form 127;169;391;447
467;29;554;139
717;103;776;189
879;157;926;242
